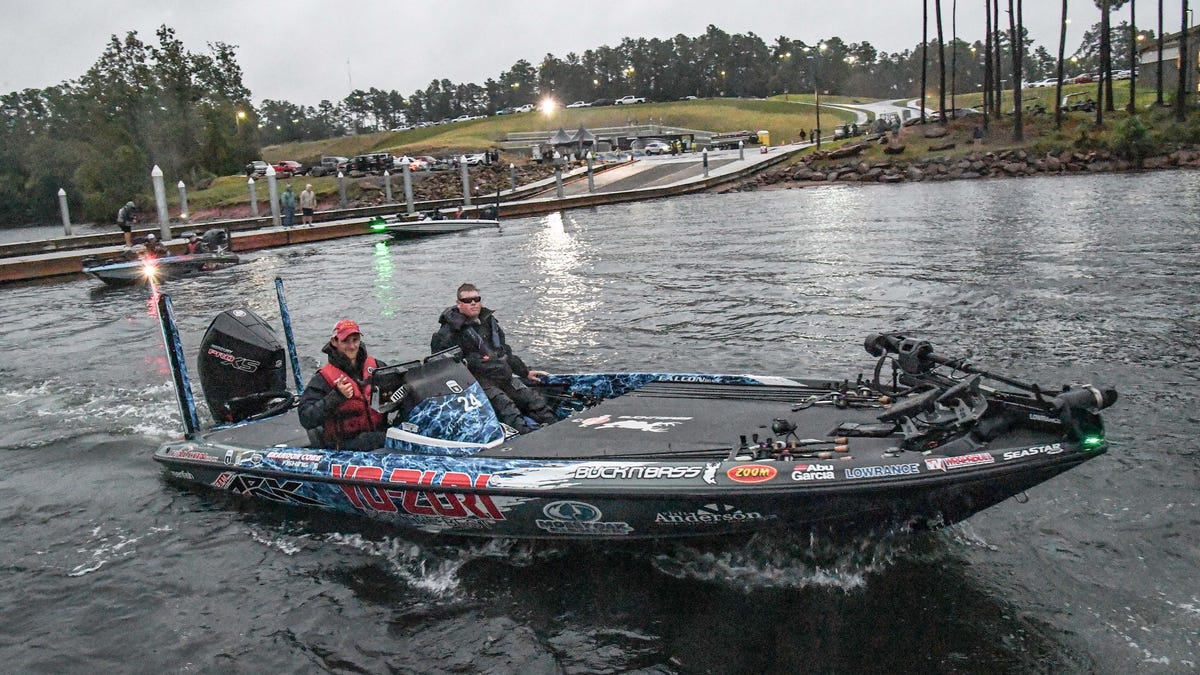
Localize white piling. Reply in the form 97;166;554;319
151;165;171;239
266;164;280;228
57;188;72;236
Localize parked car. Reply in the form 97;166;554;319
462;152;487;166
393;155;428;171
643;140;671;155
1073;73;1095;84
495;107;514;115
244;160;269;177
272;160;304;177
450;114;472;123
419;155;451;171
512;104;535;113
309;156;349;177
615;95;646;105
566;100;590;108
345;152;393;174
590;98;614;107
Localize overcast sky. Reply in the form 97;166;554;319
0;1;1168;107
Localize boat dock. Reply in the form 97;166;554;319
0;144;804;284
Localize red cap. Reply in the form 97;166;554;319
332;319;361;341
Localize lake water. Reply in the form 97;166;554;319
0;171;1197;673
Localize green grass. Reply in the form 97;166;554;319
263;98;859;162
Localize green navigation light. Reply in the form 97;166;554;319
1082;435;1105;449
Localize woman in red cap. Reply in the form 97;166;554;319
298;319;390;450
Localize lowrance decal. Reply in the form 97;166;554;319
844;463;921;479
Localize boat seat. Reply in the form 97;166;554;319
306;426;324;448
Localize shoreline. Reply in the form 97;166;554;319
724;142;1200;191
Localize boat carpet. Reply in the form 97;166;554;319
483;381;897;460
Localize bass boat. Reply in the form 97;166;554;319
84;230;239;286
83;252;240;286
152;279;1117;539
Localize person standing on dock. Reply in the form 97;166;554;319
281;184;296;228
299;184;316;226
116;201;136;248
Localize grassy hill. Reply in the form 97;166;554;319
262;98;860;163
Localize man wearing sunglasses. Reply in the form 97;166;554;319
432;283;557;434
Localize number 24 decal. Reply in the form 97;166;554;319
457;393;483;411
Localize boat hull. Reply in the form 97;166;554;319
153;399;1105;540
384;219;499;238
84;253;240;286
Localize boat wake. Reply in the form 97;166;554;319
66;523;174;578
650;527;956;591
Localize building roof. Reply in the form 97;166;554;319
548;127;574;145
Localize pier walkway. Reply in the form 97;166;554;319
1;143;805;284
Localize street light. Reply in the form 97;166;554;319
810;42;827;148
235;110;246;133
780;52;792;100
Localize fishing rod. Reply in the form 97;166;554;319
156;293;201;439
274;277;305;394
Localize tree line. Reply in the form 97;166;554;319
0;5;1185;226
259;19;1141;142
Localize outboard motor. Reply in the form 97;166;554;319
201;228;230;253
379;351;506;454
198;308;289;423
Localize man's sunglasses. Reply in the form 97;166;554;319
458;296;482;304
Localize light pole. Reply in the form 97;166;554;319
780;52;792;101
811;43;827;148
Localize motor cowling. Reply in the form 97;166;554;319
198;308;288;423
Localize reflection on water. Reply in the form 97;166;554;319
525;211;604;360
0;170;1197;671
372;239;398;317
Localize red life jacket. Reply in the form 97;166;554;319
318;356;384;446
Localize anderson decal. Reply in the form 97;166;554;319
655;503;767;525
727;464;778;483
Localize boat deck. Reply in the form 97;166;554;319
481;381;898;460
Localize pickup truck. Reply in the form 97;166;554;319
615;95;646;105
308;156;348;177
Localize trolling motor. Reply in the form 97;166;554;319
864;332;1118;446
